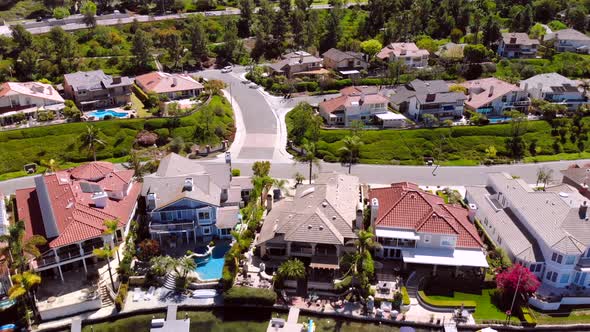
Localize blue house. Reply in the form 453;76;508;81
141;153;252;246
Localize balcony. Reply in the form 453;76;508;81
149;221;196;233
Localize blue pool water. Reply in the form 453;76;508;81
194;243;231;280
88;109;128;119
488;117;511;124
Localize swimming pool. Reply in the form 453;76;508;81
87;109;128;119
488;117;511;124
194;243;231;281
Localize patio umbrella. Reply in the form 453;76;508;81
399;327;415;332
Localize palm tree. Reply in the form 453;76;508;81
294;172;305;187
9;271;41;324
295;141;320;184
40;158;60;173
81;125;105;161
102;219;120;263
0;220;47;272
275;258;306;288
93;244;117;291
338;227;379;297
230;230;252;269
339;135;363;174
127;151;145;181
149;256;196;290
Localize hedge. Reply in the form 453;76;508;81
401;286;411;306
132;83;149;103
223;287;277;306
417;290;477;309
520;306;537;326
115;282;129;312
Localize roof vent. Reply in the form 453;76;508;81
410;194;416;199
308;225;313;229
319;226;324;230
332;216;337;220
322;202;328;208
183;177;193;192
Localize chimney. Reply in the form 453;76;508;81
355;202;364;230
183;178;193;192
299;53;304;64
400;48;407;56
581;201;588;220
92;191;108;208
523;83;528;92
488;85;494;97
509;37;517;44
468;203;477;223
112;76;122;84
359;92;365;106
147;193;156;211
370;198;379;228
468;92;473;101
172;77;177;87
266;193;273;212
426;93;436;102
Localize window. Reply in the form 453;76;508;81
198;211;210;220
177;211;182;219
560;273;570;284
575;272;581;284
220;228;230;236
424;235;431;244
202;226;211;235
551;252;563;264
546;271;553;281
552;273;558;282
440;236;455;247
535;264;542;272
565;255;576;265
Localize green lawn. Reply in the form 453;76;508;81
130;93;152;118
314;119;590;166
81;310;412;332
531;308;590;324
427;289;519;323
0;95;234;176
0;0;46;21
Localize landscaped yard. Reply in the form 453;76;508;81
531;307;590;324
130;93;152;118
0;95;234;177
314;119;590;166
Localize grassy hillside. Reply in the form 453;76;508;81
0;95;234;174
314;119;590;165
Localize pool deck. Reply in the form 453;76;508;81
123;287;222;312
83;107;135;120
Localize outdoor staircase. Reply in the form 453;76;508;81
99;282;114;307
163;273;177;290
405;271;419;297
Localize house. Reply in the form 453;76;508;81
0;82;64;114
389;79;466;121
63;70;133;110
561;166;590;199
466;173;590;290
141;153;252;245
322;48;368;77
497;33;540;58
15;161;140;282
376;43;429;68
369;183;488;275
256;172;363;290
268;51;325;78
461;77;530;117
434;42;466;59
318;86;398;127
521;73;588;111
545;29;590;54
0;193;9;236
135;72;204;101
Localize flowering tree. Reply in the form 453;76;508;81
496;264;540;296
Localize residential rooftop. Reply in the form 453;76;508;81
520;73;581;93
135;72;204;94
461;77;523;110
501;32;540;46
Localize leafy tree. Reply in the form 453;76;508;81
533;0;559;23
16;48;38;80
52;7;70;19
136;239;160;261
252;161;271;177
304;10;320;49
535;166;553;189
186;14;208;64
0;220;47;271
127;151;146;180
273;0;292;45
132;29;153;72
10;25;32;53
547;20;567;31
450;28;464;43
566;6;588;31
504;110;528;160
529;23;546;40
296;141;320;184
320;0;343;52
360;39;382;59
464;44;489;63
512;4;533;32
81;125;106;161
9;271;41;324
237;0;255;37
386;60;406;85
48;26;78;73
41;158;60;173
287;102;321;144
422;113;438;127
339;135;363;174
220;18;244;64
62;100;81;121
81;1;98;27
496;264;540;298
482;16;501;47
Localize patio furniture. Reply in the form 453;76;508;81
380;301;392;313
144;286;156;301
132;288;143;302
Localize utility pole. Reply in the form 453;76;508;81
506;268;523;324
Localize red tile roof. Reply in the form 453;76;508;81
16;162;140;248
370;183;483;249
319;87;389;114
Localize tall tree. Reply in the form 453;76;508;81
220;18;243;64
274;0;292;45
339;135;363;174
237;0;255;37
295;141;320;184
93;244;117;291
482;15;501;47
48;26;78;73
132;29;153;72
80;1;98;27
10;25;32;53
186;15;208;64
304;10;320;49
9;271;41;324
320;0;343;52
81;125;106;161
16;48;38;80
0;220;47;272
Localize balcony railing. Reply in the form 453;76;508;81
149;221;195;233
291;247;314;255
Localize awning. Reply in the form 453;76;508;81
375;112;406;120
402;248;489;268
579;267;590;273
339;70;360;75
376;228;420;240
310;256;339;270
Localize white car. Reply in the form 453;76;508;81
221;66;232;73
248;83;259;89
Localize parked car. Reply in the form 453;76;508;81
221;66;232;73
249;83;259;89
241;80;250;84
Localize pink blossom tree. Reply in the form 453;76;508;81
496;264;540;296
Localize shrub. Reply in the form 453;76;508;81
223;287;277;306
115;282;129;312
137;239;161;261
401;286;411;306
520;306;537;326
231;168;241;176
